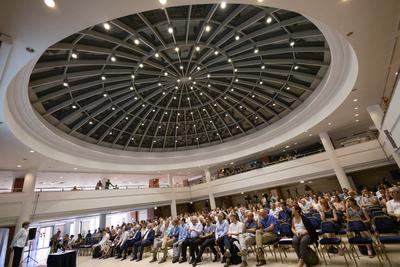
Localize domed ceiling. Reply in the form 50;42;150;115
29;3;330;152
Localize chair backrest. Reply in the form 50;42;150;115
304;212;314;218
279;223;293;237
347;220;368;233
373;216;400;234
321;221;338;234
308;217;321;230
313;213;321;220
371;211;386;218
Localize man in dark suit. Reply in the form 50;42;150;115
131;223;155;261
120;225;141;260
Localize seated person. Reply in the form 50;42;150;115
223;213;243;267
118;225;141;260
157;218;180;263
255;209;279;266
131;223;155;261
180;216;203;264
387;186;400;222
278;202;292;223
192;215;219;267
238;211;257;267
172;219;188;263
291;205;318;267
215;212;229;264
149;219;170;263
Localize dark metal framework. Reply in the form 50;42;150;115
29;4;330;152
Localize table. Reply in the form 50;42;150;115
47;250;77;267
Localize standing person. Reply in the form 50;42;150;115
95;180;103;190
105;179;113;190
10;221;29;267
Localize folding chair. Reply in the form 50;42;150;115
372;215;400;267
277;223;293;263
319;221;350;266
346;220;383;267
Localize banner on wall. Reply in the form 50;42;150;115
0;228;9;266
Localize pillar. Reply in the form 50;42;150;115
15;170;37;230
73;219;81;235
319;132;354;190
168;173;174;188
205;169;216;209
170;199;177;218
63;222;71;235
99;214;106;229
367;104;400;168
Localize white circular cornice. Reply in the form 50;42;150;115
2;2;358;172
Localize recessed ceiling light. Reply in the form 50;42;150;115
103;93;108;97
139;63;144;68
188;77;192;80
72;105;77;109
286;86;290;90
154;52;159;58
300;180;305;184
266;16;272;24
355;113;359;117
103;22;111;30
195;46;200;51
29;150;35;153
177;79;181;82
309;133;313;136
101;75;106;80
17;165;22;168
254;48;259;54
214;50;219;55
272;103;276;106
353;98;358;102
71;52;78;59
355;119;359;122
231;88;234;91
193;81;196;84
235;34;240;41
63;82;68;87
289;40;295;47
134;38;140;45
125;117;129;120
259;81;263;85
228;58;232;63
205;25;211;32
131;74;135;79
196;66;201;71
252;95;255;98
164;72;168;76
354;107;358;110
328;122;332;126
207;74;211;78
158;82;162;86
168;25;174;34
110;56;116;62
111;107;115;110
134;96;138;100
159;0;167;5
89;121;93;125
130;86;133;90
44;0;56;8
294;65;299;70
74;167;78;170
261;65;265;69
234;68;238;72
235;78;239;82
162;92;166;95
220;2;227;9
175;47;180;52
175;86;178;89
142;104;145;107
395;71;399;76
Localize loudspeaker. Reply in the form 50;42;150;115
28;228;37;240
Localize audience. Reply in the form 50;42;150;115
60;182;400;266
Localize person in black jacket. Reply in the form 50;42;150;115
131;223;155;261
291;205;318;267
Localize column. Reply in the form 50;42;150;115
99;214;106;229
73;219;81;235
319;132;354;190
168;173;174;188
205;169;216;209
367;104;400;168
170;198;177;218
15;170;37;229
63;222;71;235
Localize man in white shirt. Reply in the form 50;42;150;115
180;216;203;264
223;213;243;267
10;221;29;267
387;186;400;221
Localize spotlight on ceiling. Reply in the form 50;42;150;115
179;65;183;70
235;34;240;41
62;81;68;87
197;66;201;70
254;47;259;54
195;46;200;51
139;63;144;68
228;58;232;63
164;72;168;76
214;50;219;55
101;75;106;80
266;16;273;24
294;65;299;70
134;38;140;45
131;74;135;79
44;0;56;8
207;74;211;78
159;0;167;5
71;51;78;59
261;65;265;70
289;40;295;47
154;52;160;58
175;47;180;52
103;22;111;30
168;25;174;34
220;2;227;9
205;24;211;32
110;55;116;62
